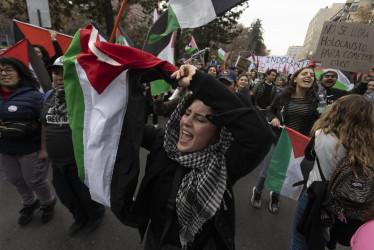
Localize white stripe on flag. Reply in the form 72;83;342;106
170;0;216;28
76;62;129;206
280;150;304;201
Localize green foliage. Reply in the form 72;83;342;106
0;0;28;22
246;18;267;55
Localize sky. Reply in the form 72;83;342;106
239;0;344;56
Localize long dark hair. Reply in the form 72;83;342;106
280;67;316;101
0;57;40;89
33;45;50;62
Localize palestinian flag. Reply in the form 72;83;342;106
185;36;198;55
13;19;73;57
148;0;246;44
0;38;51;92
265;127;310;201
144;11;177;95
218;47;230;61
315;67;353;91
115;26;134;47
63;25;176;207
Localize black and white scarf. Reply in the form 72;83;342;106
50;85;67;117
164;94;233;247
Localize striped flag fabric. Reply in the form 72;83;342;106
185;36;198;55
264;127;310;200
148;0;246;44
13;19;73;57
0;38;51;92
315;67;353;91
144;11;177;95
63;25;177;207
218;47;230;61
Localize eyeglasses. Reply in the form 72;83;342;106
0;67;15;75
324;74;337;78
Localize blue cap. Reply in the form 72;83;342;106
218;69;237;83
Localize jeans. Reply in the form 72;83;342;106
255;144;279;199
0;152;54;206
289;190;308;250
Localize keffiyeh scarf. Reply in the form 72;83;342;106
50;85;67;117
163;94;233;247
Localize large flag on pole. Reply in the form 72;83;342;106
63;25;177;207
0;38;51;92
13;19;73;57
314;67;353;91
148;0;247;44
265;127;310;200
185;36;198;55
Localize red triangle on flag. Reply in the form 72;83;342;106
1;38;29;66
285;127;309;158
76;27;177;94
14;20;73;57
1;38;51;92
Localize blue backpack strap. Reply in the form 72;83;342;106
43;89;54;104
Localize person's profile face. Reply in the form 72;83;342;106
178;100;218;153
34;47;43;59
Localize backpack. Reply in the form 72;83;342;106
324;156;374;222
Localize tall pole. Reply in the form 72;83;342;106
109;0;128;43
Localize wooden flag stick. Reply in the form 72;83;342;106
109;0;128;43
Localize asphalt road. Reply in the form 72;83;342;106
0;116;349;250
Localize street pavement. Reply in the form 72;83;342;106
0;116;349;250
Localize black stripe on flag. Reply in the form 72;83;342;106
211;0;247;16
26;40;52;92
142;11;173;57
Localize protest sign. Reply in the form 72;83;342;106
314;21;374;73
248;55;309;74
236;56;251;71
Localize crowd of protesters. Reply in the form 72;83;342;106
1;30;374;250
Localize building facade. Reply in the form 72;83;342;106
337;0;374;23
286;46;303;61
299;3;345;60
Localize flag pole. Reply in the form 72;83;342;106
109;0;128;43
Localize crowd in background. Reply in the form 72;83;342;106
1;31;374;250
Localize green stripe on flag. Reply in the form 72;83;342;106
185;46;197;55
315;70;349;91
264;129;293;194
151;79;172;96
63;29;86;181
148;5;181;44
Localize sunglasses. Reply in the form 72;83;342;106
0;67;15;75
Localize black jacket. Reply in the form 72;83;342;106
0;86;43;155
268;93;320;137
133;71;273;249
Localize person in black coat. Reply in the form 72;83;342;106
133;65;273;249
317;70;368;104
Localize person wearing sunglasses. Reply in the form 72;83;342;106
317;70;368;105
